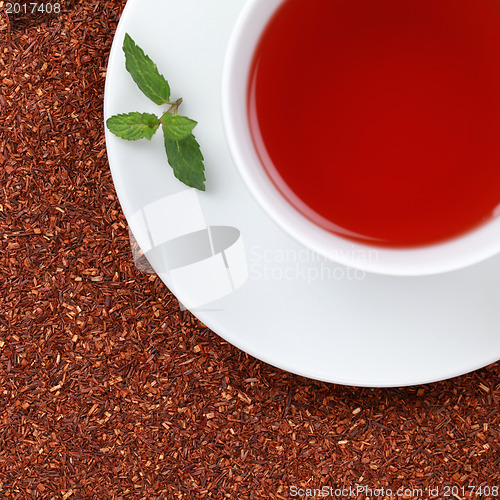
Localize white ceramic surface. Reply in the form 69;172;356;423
222;0;500;277
104;0;500;387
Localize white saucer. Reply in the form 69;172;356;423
104;0;500;387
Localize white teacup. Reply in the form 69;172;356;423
221;0;500;276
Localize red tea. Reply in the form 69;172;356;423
248;0;500;247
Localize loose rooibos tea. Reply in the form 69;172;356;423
248;0;500;247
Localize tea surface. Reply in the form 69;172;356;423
248;0;500;247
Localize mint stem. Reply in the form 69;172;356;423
166;97;183;116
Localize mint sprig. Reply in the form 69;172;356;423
106;33;205;191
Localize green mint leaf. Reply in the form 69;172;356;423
106;112;159;140
123;33;171;105
163;128;205;191
161;114;198;141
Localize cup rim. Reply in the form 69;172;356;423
221;0;500;276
